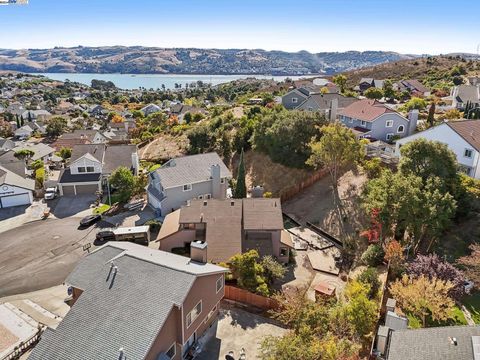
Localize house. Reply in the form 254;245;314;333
157;198;293;264
28;242;228;360
88;104;108;117
14;121;46;139
13;142;55;162
141;103;162;116
395;120;480;178
451;85;480;110
355;78;384;93
339;99;418;142
57;143;139;196
21;109;52;122
394;79;431;97
147;152;231;217
54;100;75;115
296;93;357;120
281;87;318;110
0;164;35;208
0;138;15;151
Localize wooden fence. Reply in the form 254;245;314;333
279;168;329;203
224;285;279;311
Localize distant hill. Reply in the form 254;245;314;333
340;55;480;89
0;46;415;75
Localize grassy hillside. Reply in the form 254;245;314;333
340;55;480;91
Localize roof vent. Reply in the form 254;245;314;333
230;201;235;206
203;200;208;206
118;347;126;360
449;337;458;346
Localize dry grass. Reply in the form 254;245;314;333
139;134;188;162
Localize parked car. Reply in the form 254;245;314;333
96;229;115;242
79;214;102;227
44;187;58;200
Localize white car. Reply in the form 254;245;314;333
44;187;58;200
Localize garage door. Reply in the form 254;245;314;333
76;184;99;194
61;185;76;196
0;193;31;208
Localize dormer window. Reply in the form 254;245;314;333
183;184;192;191
464;149;473;158
292;97;298;103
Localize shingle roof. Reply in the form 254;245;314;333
102;144;137;174
339;99;398;122
402;79;430;94
454;85;480;104
0;150;26;177
13;142;55;161
154;152;231;189
243;198;284;230
58;168;101;184
0;164;34;190
448;120;480;152
300;93;357;111
70;144;105;163
387;325;480;360
29;242;226;360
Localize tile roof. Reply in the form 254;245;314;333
29;242;226;360
339;99;397;122
447;120;480;152
154;152;231;189
387;325;480;360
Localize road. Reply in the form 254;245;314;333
0;218;100;297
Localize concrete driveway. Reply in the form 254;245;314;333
49;195;96;218
196;305;287;360
0;217;109;297
0;201;49;234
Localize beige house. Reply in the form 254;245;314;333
28;242;228;360
157;198;293;264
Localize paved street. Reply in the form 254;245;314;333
0;218;102;297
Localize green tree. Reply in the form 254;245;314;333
46;117;68;137
109;166;136;202
364;87;383;99
261;255;286;285
402;97;427;111
427;102;436;127
30;159;44;171
35;167;45;188
389;275;455;327
183;112;192;124
234;149;247;198
357;267;381;299
383;79;395;100
14;149;35;160
229;250;269;295
332;74;347;93
57;147;72;161
307;123;364;234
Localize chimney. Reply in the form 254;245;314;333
251;185;264;198
386;298;396;313
329;98;338;122
131;151;139;176
210;164;221;199
118;348;126;360
407;110;419;135
191;241;208;263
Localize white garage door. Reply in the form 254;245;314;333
1;193;31;208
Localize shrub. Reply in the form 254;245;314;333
361;244;385;267
362;158;383;179
357;267;381;299
35;167;45;188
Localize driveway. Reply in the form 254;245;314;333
0;217;110;297
0;201;49;234
49;195;96;218
196;305;287;360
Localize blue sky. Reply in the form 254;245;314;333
1;0;479;54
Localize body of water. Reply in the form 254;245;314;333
36;73;313;90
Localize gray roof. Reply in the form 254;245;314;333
387;325;480;360
29;242;226;360
298;93;357;111
455;85;480;104
13;142;54;161
0;165;34;190
58;168;101;184
154;152;231;189
0;150;26;177
70;144;105;163
103;144;137;174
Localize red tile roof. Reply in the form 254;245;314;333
339;99;396;122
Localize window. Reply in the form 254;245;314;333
216;276;224;293
86;166;95;172
183;184;192;191
386;120;393;127
464;149;473;158
205;304;218;323
280;247;288;257
386;133;394;141
77;167;86;173
165;343;176;359
220;177;225;184
291;97;298;103
186;301;202;328
397;125;405;133
361;120;367;127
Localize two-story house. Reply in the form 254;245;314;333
157;198;294;264
147;152;231;217
57;143;139;196
28;242;228;360
281;86;319;110
339;99;418;142
395;120;480;179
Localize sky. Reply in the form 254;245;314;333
0;0;479;54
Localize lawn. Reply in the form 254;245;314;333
463;292;480;324
406;305;468;329
93;204;111;215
